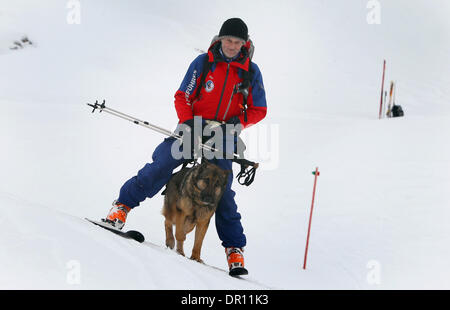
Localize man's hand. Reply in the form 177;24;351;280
204;116;242;137
182;118;195;132
178;116;244;160
179;118;203;159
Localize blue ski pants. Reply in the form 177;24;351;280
117;136;246;248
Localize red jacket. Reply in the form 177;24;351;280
174;40;267;129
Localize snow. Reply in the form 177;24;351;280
1;0;449;289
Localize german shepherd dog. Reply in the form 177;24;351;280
162;160;229;263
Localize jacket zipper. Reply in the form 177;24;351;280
214;63;230;121
222;84;237;121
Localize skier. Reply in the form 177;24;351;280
104;18;267;274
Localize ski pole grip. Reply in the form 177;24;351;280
232;158;258;169
232;158;259;186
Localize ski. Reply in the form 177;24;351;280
85;218;145;243
229;267;249;277
143;240;262;283
205;261;248;278
85;221;262;282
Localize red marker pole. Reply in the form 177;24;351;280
303;167;320;270
379;60;386;119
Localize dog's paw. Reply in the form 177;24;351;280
176;249;185;256
165;238;175;249
190;256;204;264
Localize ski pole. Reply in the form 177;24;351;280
303;167;320;270
378;60;386;119
87;100;235;156
88;100;181;139
86;100;259;185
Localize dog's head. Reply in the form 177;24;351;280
190;161;230;208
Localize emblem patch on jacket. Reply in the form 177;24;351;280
205;80;215;92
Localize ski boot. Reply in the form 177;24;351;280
226;247;248;276
103;200;131;230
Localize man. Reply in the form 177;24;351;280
104;18;267;274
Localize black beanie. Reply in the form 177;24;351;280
218;18;248;42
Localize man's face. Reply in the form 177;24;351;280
221;37;245;59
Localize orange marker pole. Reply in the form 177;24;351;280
379;60;386;119
303;167;320;270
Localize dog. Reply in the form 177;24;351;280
162;160;230;263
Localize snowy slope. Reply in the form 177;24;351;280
0;193;268;289
1;0;449;289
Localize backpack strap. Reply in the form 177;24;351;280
194;56;213;101
237;61;254;123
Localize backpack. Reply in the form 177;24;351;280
392;104;404;117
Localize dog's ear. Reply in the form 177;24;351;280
196;161;206;177
200;160;213;174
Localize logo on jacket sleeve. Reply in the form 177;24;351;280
205;80;215;93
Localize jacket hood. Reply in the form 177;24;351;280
206;35;255;71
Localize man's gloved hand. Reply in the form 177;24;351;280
226;115;241;126
179;118;203;159
178;116;244;159
182;118;195;131
203;116;244;157
224;116;242;136
204;116;242;138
